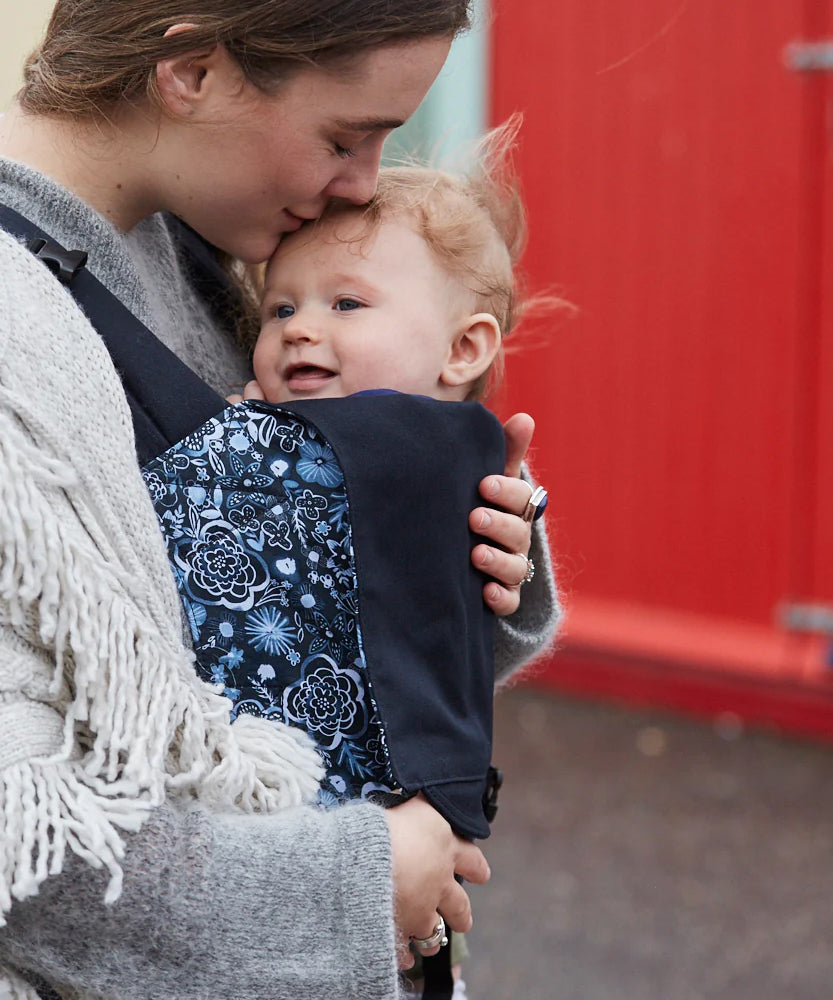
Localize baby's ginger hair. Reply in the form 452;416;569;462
323;115;528;399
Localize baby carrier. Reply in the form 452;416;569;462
1;206;504;998
142;390;504;838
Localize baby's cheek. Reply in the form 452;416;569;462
252;336;279;392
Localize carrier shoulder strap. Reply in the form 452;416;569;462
421;942;456;999
0;204;225;464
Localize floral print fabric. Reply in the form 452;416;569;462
142;401;396;805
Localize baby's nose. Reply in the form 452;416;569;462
282;315;320;344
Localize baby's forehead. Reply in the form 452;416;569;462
270;209;429;272
267;205;481;314
291;207;404;248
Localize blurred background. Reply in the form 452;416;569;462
1;3;53;111
4;2;833;996
411;0;833;742
484;0;833;743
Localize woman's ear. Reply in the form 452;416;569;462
156;24;234;117
441;312;502;391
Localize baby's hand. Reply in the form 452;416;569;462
226;380;267;406
243;379;266;401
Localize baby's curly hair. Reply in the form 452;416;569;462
320;114;530;399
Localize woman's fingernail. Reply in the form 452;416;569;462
478;510;492;530
484;477;500;499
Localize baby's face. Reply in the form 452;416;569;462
254;212;471;402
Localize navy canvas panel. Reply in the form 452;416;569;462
143;394;504;840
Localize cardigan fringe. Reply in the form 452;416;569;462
0;963;42;999
0;394;325;927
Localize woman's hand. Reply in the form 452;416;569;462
470;412;537;616
386;795;490;969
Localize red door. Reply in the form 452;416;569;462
491;0;833;732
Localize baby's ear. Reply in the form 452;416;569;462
441;313;502;391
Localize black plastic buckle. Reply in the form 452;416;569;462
483;764;503;823
26;237;88;286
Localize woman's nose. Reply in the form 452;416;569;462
326;138;385;205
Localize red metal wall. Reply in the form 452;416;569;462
491;0;833;733
812;1;833;610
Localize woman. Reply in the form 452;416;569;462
0;2;560;997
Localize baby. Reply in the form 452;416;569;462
145;128;532;1000
240;138;524;408
248;141;526;1000
149;133;528;811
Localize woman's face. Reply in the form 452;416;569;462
159;37;451;263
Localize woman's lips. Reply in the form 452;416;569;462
283;211;311;233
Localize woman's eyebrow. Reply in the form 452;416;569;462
332;117;405;133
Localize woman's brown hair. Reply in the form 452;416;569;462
20;0;472;120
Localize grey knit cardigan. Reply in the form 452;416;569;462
0;158;561;1000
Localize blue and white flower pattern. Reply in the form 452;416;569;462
143;402;396;804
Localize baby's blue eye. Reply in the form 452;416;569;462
276;304;295;319
335;298;362;312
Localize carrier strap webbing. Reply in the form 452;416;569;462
421;936;455;999
0;204;225;464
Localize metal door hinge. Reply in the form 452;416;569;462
779;602;833;635
784;41;833;72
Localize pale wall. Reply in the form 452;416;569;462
1;2;53;110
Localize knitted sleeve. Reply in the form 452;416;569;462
0;797;400;1000
494;472;562;684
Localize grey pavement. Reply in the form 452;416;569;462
463;684;833;1000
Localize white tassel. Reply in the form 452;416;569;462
0;965;43;1000
0;759;148;927
197;714;325;811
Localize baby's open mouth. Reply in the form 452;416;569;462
285;364;337;390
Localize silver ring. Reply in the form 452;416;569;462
517;554;535;585
412;916;449;953
522;485;548;523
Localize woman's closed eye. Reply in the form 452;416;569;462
332;131;372;160
334;297;364;312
